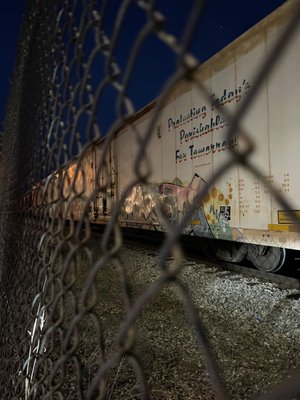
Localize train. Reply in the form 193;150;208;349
27;0;300;272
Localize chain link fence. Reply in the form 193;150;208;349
1;0;300;398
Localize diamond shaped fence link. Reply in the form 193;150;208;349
0;0;300;399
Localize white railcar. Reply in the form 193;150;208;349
58;0;300;272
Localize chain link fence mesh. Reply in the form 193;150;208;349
1;0;300;398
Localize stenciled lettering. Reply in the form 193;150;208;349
176;149;187;163
212;79;250;109
168;106;207;130
187;137;238;160
179;114;227;144
167;79;251;131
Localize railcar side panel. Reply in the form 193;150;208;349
115;114;157;227
64;150;96;220
235;32;271;232
111;0;300;250
268;22;300;227
92;140;117;217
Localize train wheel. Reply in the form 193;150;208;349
247;245;286;272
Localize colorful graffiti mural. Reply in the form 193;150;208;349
122;174;243;241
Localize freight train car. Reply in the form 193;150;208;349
44;0;300;272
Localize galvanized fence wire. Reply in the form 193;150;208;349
0;0;300;399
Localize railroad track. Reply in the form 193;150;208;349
91;224;300;290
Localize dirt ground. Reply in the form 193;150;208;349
60;241;300;399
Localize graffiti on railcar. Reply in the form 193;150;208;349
122;173;243;241
123;183;158;223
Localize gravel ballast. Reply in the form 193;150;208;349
78;243;300;399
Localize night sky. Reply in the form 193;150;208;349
0;1;25;130
0;0;286;131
